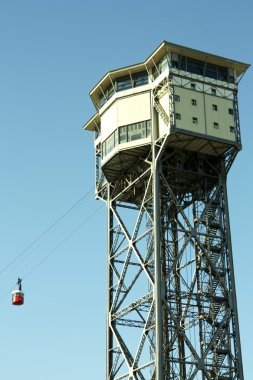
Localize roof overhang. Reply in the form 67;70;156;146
85;41;250;122
83;112;100;132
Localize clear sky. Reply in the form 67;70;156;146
0;0;252;379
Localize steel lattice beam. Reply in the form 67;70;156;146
98;140;244;380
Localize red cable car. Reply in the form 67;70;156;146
12;278;24;306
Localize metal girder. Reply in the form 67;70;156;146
101;139;244;380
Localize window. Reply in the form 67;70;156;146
192;117;198;124
228;108;234;115
175;95;180;102
213;122;219;129
99;93;106;107
102;131;118;157
171;54;229;82
152;56;168;79
119;126;127;144
179;56;187;71
116;76;132;91
211;88;216;95
218;67;227;81
230;126;235;133
102;121;151;157
98;73;149;108
128;122;147;142
171;53;179;69
212;104;218;111
99;85;116;107
133;72;148;87
146;121;151;137
175;113;181;120
191;99;197;106
187;58;204;75
106;133;115;154
190;83;196;90
205;63;217;80
107;85;115;100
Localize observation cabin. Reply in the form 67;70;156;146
84;41;249;183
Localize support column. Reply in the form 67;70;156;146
153;146;163;380
221;166;244;380
107;184;113;380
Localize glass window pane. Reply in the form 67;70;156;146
106;133;115;155
180;56;187;71
99;94;106;107
146;120;151;137
128;123;142;142
119;126;127;143
138;122;146;138
187;58;203;75
116;76;132;91
133;72;148;87
205;64;217;79
114;130;118;146
217;67;228;81
107;85;115;99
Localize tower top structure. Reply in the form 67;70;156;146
84;41;249;189
85;40;249;124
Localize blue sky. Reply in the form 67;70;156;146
0;0;252;379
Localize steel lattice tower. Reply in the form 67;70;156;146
84;41;249;380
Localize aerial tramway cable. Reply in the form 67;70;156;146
0;189;93;278
0;188;104;302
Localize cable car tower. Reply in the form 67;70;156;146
84;41;249;380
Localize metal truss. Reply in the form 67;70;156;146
99;138;244;380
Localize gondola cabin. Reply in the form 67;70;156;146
12;290;24;306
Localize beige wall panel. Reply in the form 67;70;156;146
100;102;118;140
174;86;206;134
117;92;151;127
205;95;236;142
